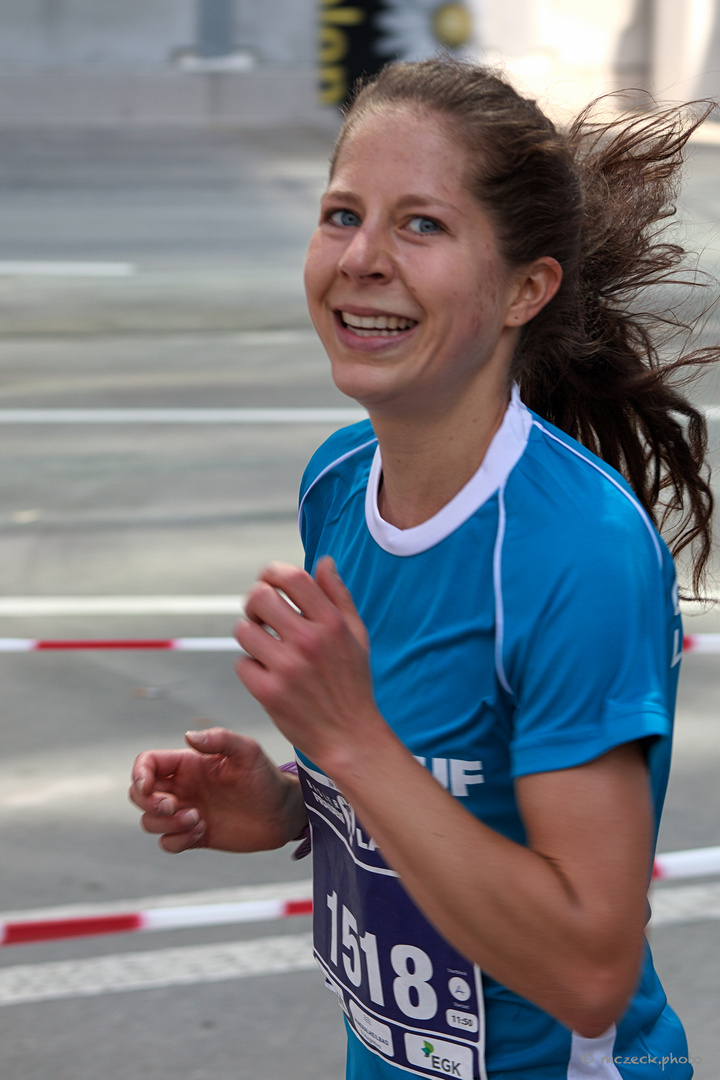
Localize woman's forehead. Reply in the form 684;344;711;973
330;105;469;190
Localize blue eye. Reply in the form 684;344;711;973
329;209;361;228
408;216;440;235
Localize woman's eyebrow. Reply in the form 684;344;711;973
323;189;458;212
322;188;358;202
394;194;458;212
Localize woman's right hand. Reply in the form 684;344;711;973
129;727;307;854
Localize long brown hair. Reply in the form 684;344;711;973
334;59;718;596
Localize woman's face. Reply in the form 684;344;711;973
303;105;524;421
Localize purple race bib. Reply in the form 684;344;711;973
298;759;487;1080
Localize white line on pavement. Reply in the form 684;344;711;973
0;881;716;1008
649;881;720;927
211;329;318;345
0;406;712;425
0;932;315;1008
0;595;716;618
0;408;366;424
0;261;136;278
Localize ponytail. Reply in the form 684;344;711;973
517;98;718;596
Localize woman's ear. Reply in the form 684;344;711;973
505;256;563;327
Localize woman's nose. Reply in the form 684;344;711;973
337;224;394;282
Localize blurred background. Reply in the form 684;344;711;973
0;2;719;1079
1;0;720;123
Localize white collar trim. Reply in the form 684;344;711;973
365;385;532;556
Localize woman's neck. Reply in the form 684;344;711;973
371;389;510;530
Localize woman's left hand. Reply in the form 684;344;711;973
234;557;381;767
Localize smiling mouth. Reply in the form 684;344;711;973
339;311;418;337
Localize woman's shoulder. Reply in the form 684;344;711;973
513;409;664;558
501;408;677;636
300;419;377;503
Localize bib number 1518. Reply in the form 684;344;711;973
326;891;439;1021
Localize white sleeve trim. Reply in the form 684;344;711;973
567;1026;623;1079
493;481;513;696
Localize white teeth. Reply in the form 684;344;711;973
341;311;416;334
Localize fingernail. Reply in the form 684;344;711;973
178;809;200;828
157;797;173;815
186;729;207;745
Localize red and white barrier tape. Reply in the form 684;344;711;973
682;633;720;653
652;845;720;880
1;846;718;947
0;896;312;947
0;635;717;653
0;637;239;652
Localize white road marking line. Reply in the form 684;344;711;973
0;876;714;1008
0;932;315;1007
0;408;366;424
1;774;118;810
0;406;711;424
0;261;136;278
1;329;316;347
182;329;317;346
0;596;245;616
0;882;716;1008
650;881;720;926
0;596;716;618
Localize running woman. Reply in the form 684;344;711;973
131;60;718;1079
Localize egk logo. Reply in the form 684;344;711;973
405;1033;472;1078
421;1041;463;1076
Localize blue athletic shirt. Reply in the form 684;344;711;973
296;386;691;1080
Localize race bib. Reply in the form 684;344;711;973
298;759;487;1080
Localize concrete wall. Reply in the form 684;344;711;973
0;0;321;126
0;0;196;67
0;1;717;126
0;0;316;68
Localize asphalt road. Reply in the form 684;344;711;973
0;124;718;1080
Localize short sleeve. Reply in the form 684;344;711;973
500;477;680;780
298;420;376;569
